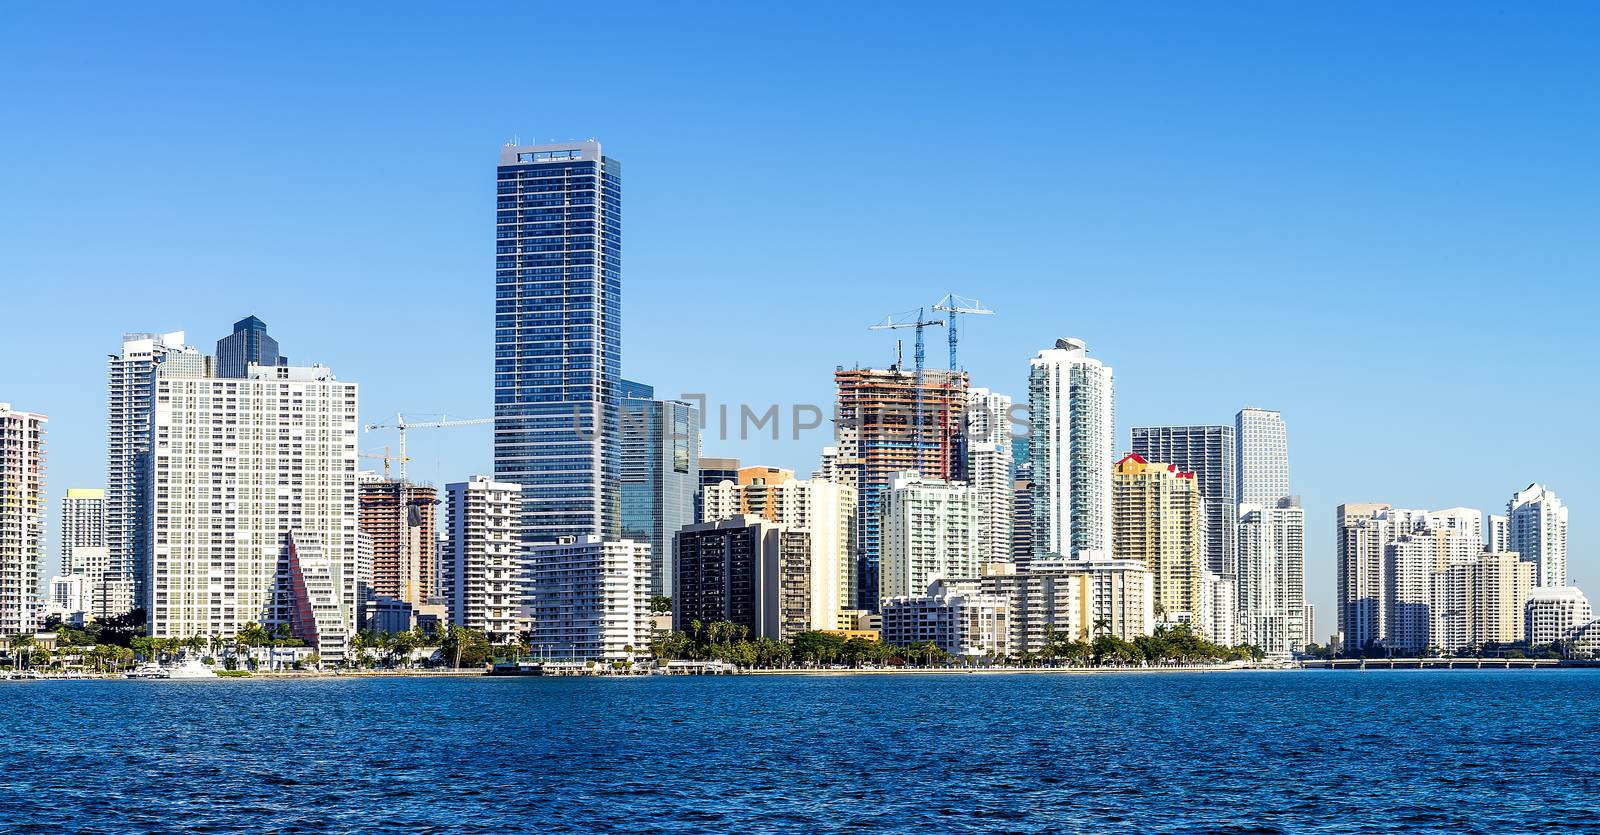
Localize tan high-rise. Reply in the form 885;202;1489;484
1112;453;1206;634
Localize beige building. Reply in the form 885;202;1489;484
881;578;1010;659
0;404;47;635
1112;454;1206;634
701;467;856;631
1428;551;1534;653
982;553;1154;646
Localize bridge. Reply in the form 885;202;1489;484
1301;658;1560;670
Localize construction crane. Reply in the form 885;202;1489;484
362;413;494;481
931;293;995;370
869;308;945;474
359;447;411;481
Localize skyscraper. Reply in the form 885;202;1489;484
832;366;968;609
1508;484;1568;587
619;380;699;596
148;362;358;662
107;331;204;614
1237;500;1307;656
0;404;47;635
966;388;1015;565
1235;408;1289;508
494;140;622;545
1130;425;1237;575
58;487;118;621
1111;454;1207;635
215;315;284;379
1028;338;1113;559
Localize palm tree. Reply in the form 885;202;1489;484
9;634;37;670
1093;618;1110;638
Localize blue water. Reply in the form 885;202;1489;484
3;670;1598;832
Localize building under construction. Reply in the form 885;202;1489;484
830;366;968;611
357;477;439;607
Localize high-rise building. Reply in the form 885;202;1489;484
880;472;980;604
1130;425;1237;575
1235;408;1289;508
1508;484;1568;588
526;534;651;661
1486;514;1510;554
1337;504;1487;654
442;477;523;641
965;388;1015;565
214;315;284;379
0;404;47;635
701;470;856;630
108;331;204;614
1336;503;1397;653
697;456;740;521
620;381;699;597
1011;469;1034;565
494;140;622;545
57;488;116;621
357;478;438;607
1428;551;1534;653
832;366;968;609
673;516;811;641
1112;453;1208;636
1237;500;1306;656
148;363;358;662
1028;338;1113;560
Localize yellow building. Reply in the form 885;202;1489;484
1112;453;1205;629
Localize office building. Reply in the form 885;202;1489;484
493;140;622;545
966;388;1015;565
1508;484;1568;588
1429;551;1534;653
1131;425;1237;575
1235;408;1289;508
1112;453;1206;635
442;476;524;641
880;472;980;603
673;516;811;641
701;469;855;630
1237;500;1306;656
108;331;205;614
358;478;438;606
148;362;358;662
881;578;1009;659
526;534;651;662
215;315;284;379
832;366;968;609
1525;586;1593;648
619;381;699;596
1028;338;1113;559
0;404;47;634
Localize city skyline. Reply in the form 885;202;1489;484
3;5;1597;636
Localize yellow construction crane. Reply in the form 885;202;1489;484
362;413;494;481
358;447;412;480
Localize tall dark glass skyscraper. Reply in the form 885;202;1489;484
1130;424;1237;576
216;315;283;378
494;140;621;543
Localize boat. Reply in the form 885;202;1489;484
167;658;218;679
126;663;169;679
488;660;544;676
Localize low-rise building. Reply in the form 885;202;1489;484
1526;586;1593;649
881;579;1009;659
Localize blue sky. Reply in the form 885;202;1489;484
3;3;1597;634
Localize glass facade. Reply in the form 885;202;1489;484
215;315;282;379
493;141;622;543
619;381;699;597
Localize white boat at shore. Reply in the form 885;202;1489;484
125;659;219;680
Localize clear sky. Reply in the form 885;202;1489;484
3;3;1597;636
